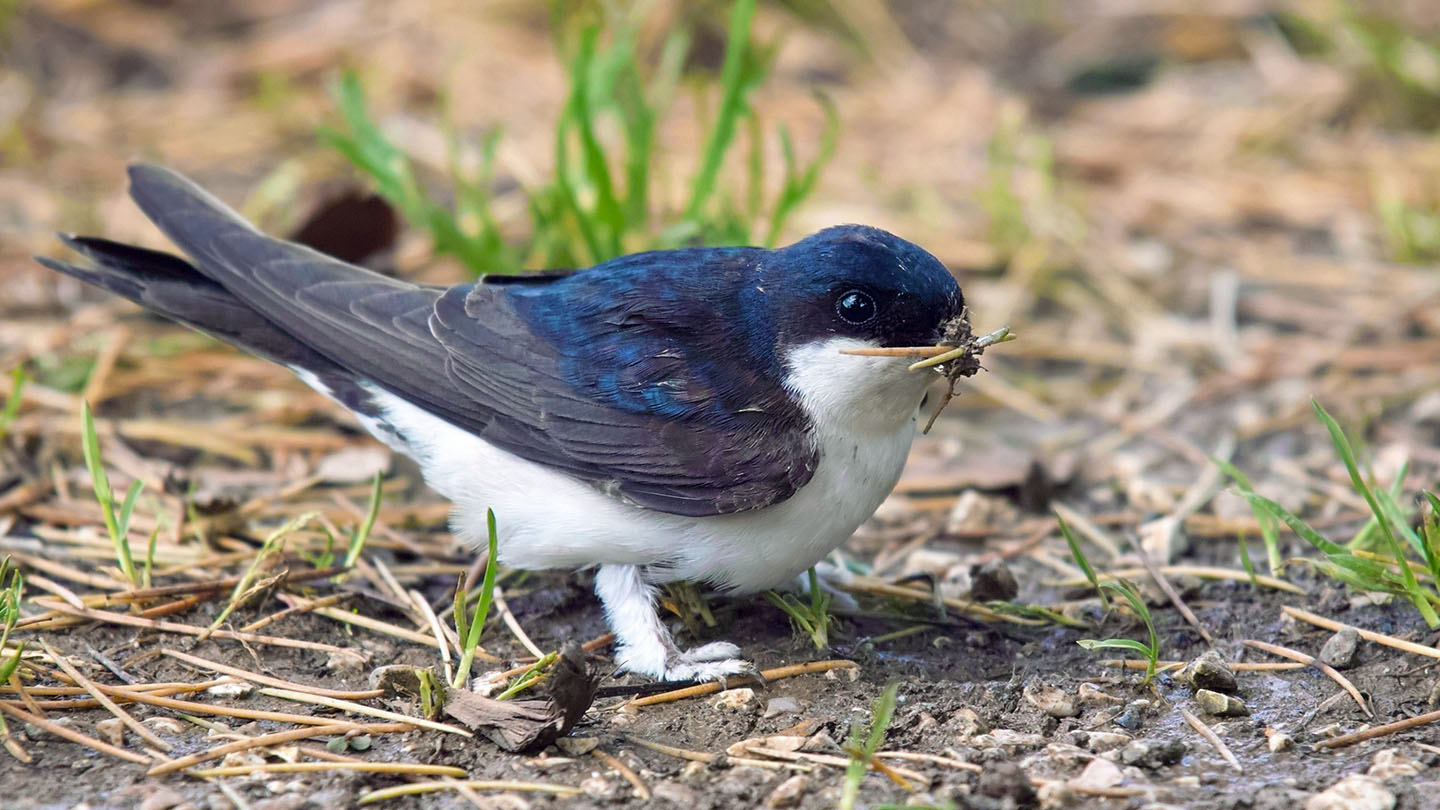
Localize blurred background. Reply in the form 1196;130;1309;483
3;2;1440;803
4;0;1440;548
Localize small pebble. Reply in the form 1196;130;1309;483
968;559;1019;602
763;696;802;718
1120;739;1186;770
1113;707;1145;731
1175;650;1237;694
1023;681;1079;718
580;776;614;799
1072;758;1124;790
96;717;124;747
1367;748;1423;779
951;707;988;740
977;761;1037;805
205;681;252;698
1195;689;1249;717
802;731;839;753
1077;683;1122;706
555;736;598;756
143;717;186;735
711;687;756;710
652;782;698;806
138;787;188;810
1305;774;1394;810
1264;728;1292;752
765;775;810;808
250;797;305;810
1319;628;1360;669
1080;731;1132;752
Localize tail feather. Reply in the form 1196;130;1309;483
37;235;345;375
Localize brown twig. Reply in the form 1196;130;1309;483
1242;639;1372;718
258;687;472;737
592;748;650;800
629;660;858;707
1180;707;1242;773
40;640;172;752
147;721;411;776
37;601;353;654
0;700;151;765
1283;606;1440;661
1315;707;1440;749
160;649;383;700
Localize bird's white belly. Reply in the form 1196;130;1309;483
367;385;915;593
359;338;929;594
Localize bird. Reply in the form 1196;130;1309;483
37;164;965;682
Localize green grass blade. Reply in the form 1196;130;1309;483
0;366;26;438
344;472;383;570
1077;638;1151;656
1243;492;1347;555
1215;457;1283;573
1057;512;1108;608
1312;399;1434;625
765;93;840;247
452;508;501;688
685;0;758;221
117;480;144;538
80;402;111;505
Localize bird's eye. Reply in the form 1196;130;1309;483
835;290;877;325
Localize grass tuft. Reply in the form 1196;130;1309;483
764;567;833;650
80;402;142;587
839;681;901;810
1223;399;1440;628
324;0;838;275
1061;515;1160;683
451;508;500;689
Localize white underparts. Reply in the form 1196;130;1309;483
288;337;932;680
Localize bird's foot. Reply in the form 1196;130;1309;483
660;641;758;684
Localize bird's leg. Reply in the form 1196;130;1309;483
595;564;754;682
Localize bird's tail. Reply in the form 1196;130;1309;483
36;235;346;375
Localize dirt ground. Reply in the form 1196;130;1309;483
4;1;1440;808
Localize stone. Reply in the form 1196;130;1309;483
765;775;810;808
138;787;188;810
977;761;1037;804
1077;682;1123;706
763;696;803;718
1080;731;1132;752
951;707;988;740
1120;739;1185;770
1319;628;1360;669
1195;689;1248;716
652;782;698;806
1023;681;1079;718
1264;728;1292;752
1367;748;1423;779
250;797;305;810
1175;650;1237;694
969;559;1019;602
1072;758;1124;790
555;736;598;756
1305;774;1394;810
711;687;756;710
96;717;124;747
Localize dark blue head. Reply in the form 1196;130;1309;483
752;225;963;353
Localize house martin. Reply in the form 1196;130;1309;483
38;165;964;681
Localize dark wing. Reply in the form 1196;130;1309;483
120;164;817;516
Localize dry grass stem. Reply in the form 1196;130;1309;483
1242;639;1372;717
147;721;411;776
1282;607;1440;661
0;700;151;764
357;779;583;803
630;660;858;707
190;761;469;777
592;748;650;800
1180;707;1242;773
40;640;172;752
492;585;545;659
258;687;471;737
37;601;351;653
160;649;383;700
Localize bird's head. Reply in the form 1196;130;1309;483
744;225;964;432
